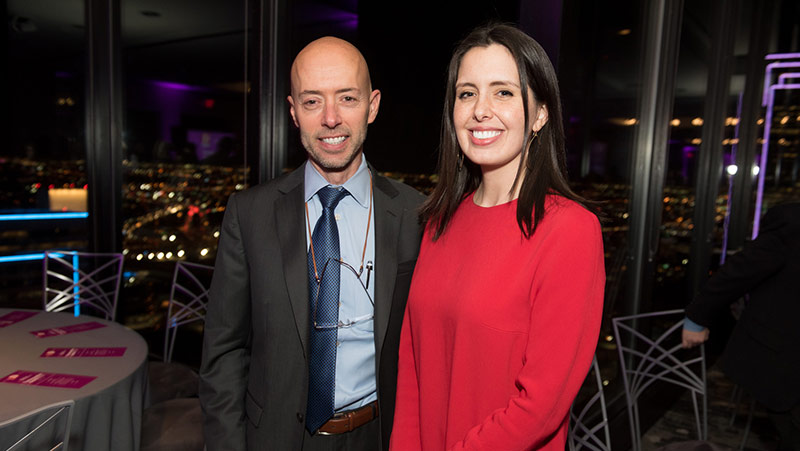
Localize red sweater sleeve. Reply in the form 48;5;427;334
450;212;605;450
390;302;423;449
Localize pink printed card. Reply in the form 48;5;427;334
40;347;127;358
30;321;107;338
0;370;97;389
0;311;38;328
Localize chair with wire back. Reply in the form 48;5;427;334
43;250;124;321
569;356;611;451
612;309;707;451
0;400;74;451
148;261;214;405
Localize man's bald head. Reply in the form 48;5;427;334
287;36;381;185
290;36;372;98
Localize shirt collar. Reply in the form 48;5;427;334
303;156;371;208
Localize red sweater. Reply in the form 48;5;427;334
390;194;605;450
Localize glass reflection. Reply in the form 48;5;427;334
2;0;87;306
120;0;247;333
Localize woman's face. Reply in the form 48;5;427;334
453;44;546;177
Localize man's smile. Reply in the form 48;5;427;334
320;136;347;145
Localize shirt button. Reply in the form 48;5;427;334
336;341;341;347
297;412;304;423
335;214;341;221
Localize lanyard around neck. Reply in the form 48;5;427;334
304;171;373;284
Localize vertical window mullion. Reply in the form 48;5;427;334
85;0;122;253
625;0;684;316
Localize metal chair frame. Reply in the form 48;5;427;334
43;250;124;321
163;261;213;363
569;356;612;451
1;400;74;451
729;385;757;451
612;309;707;451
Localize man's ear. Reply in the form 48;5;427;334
367;89;381;124
287;95;299;127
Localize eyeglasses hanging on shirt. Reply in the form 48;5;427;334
311;258;374;329
305;172;374;330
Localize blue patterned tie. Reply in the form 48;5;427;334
306;186;349;433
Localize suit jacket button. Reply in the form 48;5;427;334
297;413;304;423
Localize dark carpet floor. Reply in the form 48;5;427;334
641;367;781;450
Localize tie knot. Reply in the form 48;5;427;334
317;186;349;210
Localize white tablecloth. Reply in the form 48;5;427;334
0;308;148;450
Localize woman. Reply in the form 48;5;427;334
390;24;605;450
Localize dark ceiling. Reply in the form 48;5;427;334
8;0;760;97
7;0;361;87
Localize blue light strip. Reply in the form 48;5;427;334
72;253;80;317
0;252;66;263
0;212;89;221
0;253;46;263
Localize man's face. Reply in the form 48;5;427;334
288;45;380;180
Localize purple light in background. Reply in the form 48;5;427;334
777;72;800;84
722;152;735;167
753;82;800;238
144;80;213;142
147;80;206;142
299;4;358;30
765;52;800;60
761;61;800;105
342;18;358;30
681;146;697;181
720;92;744;265
55;71;73;78
569;116;580;123
752;52;800;238
324;11;358;30
150;80;208;92
187;130;235;161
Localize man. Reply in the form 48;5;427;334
199;37;424;450
683;202;800;450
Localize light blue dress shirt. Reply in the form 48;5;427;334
683;317;705;332
304;158;377;411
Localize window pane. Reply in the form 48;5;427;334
652;0;713;309
2;0;87;306
561;0;642;324
559;0;644;401
120;0;247;348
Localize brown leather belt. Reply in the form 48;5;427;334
317;401;378;435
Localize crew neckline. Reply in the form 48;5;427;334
467;191;518;210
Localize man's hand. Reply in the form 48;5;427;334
682;328;709;348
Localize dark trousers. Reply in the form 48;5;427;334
301;418;380;451
770;403;800;451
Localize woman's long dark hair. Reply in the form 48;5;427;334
421;23;597;240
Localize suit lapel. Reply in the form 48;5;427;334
275;168;310;359
274;165;403;363
372;172;402;363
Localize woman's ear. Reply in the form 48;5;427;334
532;104;548;133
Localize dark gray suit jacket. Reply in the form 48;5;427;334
686;202;800;411
199;163;424;450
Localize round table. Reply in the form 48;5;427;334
0;308;148;451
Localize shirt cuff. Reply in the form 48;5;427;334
683;317;706;332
